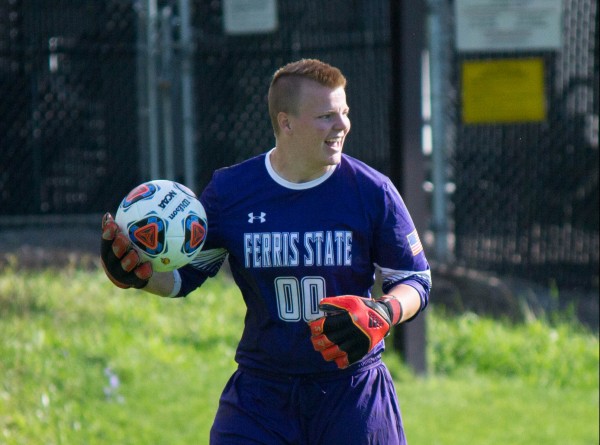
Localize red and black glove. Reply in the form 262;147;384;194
308;295;403;369
100;212;153;289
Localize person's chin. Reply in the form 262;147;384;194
326;151;343;165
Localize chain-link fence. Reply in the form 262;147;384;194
431;0;598;291
1;0;598;295
1;0;393;219
1;1;139;215
191;0;393;189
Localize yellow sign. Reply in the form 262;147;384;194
461;58;546;124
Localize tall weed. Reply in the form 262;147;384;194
428;307;599;389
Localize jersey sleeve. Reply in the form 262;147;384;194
373;179;432;315
175;248;229;297
174;169;229;297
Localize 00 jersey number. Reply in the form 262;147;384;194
274;276;326;322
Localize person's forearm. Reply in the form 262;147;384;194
144;270;176;297
381;283;422;323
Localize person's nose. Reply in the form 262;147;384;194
334;114;350;132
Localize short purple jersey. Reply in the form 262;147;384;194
175;150;431;375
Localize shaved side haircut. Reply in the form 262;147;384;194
268;59;347;135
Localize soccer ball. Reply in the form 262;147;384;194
115;179;207;272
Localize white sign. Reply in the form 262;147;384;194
454;0;563;52
223;0;278;35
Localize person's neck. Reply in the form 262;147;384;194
269;147;333;184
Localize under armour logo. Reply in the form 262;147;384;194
248;212;266;223
368;313;385;329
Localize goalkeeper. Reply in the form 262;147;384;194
101;58;431;444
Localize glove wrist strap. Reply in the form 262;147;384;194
380;295;403;325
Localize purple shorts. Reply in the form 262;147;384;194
210;358;406;445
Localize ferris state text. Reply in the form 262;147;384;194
244;231;353;268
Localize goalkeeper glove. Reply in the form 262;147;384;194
100;212;153;289
308;295;403;369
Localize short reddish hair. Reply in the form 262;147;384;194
268;59;347;135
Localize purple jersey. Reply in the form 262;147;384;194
176;150;431;375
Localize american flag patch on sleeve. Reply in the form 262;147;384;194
406;229;423;256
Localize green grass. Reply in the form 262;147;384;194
396;373;597;445
1;266;598;445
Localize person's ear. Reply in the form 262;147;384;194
278;112;292;133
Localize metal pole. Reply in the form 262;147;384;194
146;0;161;179
391;0;429;376
135;0;150;182
160;6;175;180
427;0;450;261
178;0;197;190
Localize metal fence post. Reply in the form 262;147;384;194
178;0;197;191
146;0;160;180
391;0;429;375
135;0;149;182
160;6;175;180
427;0;451;262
